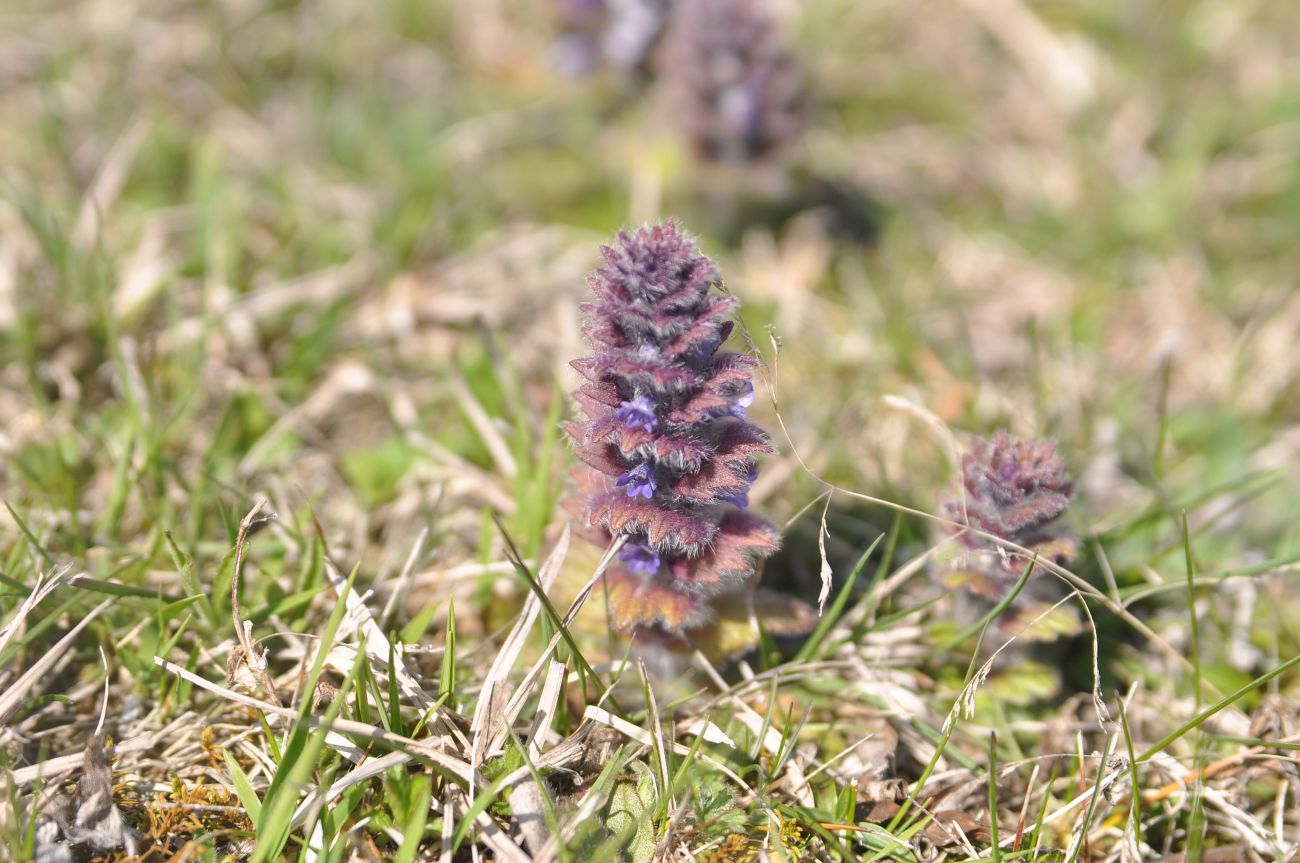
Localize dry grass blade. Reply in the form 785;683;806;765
73;119;147;249
9;735;157;788
379;526;430;627
506;777;548;855
0;566;71;657
531;772;611;863
227;500;282;708
452;369;517;480
640;659;671;806
471;525;570;765
289;751;414;829
0;599;110;726
950;0;1094;111
321;556;450;727
495;533;623;753
449;786;532;863
153;657;472;781
440;787;456;863
525;659;568;759
816;491;833;613
583;705;770;816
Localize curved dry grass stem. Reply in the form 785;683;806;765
228;499;282;708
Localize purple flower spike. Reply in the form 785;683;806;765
661;0;805;165
941;428;1081;636
619;540;662;575
567;222;782;633
548;0;670;76
938;430;1080;620
950;431;1074;546
616;462;657;499
617;394;658;432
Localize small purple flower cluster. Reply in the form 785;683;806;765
567;221;779;633
662;0;804;165
549;0;670;76
550;0;804;167
941;431;1079;602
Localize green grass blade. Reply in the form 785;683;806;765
223;749;263;823
440;598;456;704
393;775;433;863
1139;652;1300;762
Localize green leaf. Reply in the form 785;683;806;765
439;599;456;703
340;437;418;505
400;603;439;644
393;775;432;863
164;529;215;621
608;763;657;863
223;749;263;823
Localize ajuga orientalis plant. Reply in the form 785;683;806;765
566;221;779;634
549;0;670;76
660;0;804;165
938;430;1080;636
